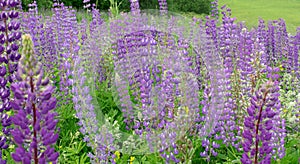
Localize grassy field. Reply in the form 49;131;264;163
219;0;300;34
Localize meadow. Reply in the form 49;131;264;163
219;0;300;34
0;0;299;164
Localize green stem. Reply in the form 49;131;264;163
226;146;238;159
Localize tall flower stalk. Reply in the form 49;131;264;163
10;34;59;164
0;0;22;162
241;67;285;164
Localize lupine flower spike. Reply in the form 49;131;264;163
0;0;22;163
10;34;59;164
241;67;285;164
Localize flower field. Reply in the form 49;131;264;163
0;0;299;164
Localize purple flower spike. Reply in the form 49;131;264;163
0;1;22;163
242;73;285;164
10;34;59;164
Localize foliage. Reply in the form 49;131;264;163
21;0;213;15
56;104;91;163
169;0;213;14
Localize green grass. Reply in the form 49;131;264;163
219;0;300;34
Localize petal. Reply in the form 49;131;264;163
48;152;59;161
11;153;22;162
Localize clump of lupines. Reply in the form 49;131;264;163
0;0;22;162
21;1;45;58
108;11;227;162
241;67;285;164
76;0;228;162
30;1;80;104
215;5;240;148
10;34;59;164
196;12;230;160
73;42;116;163
88;4;105;84
56;5;79;104
21;1;74;102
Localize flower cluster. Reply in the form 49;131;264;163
107;13;226;162
241;68;285;164
0;0;22;162
10;34;59;164
73;46;116;164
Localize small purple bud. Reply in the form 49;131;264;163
10;101;20;110
13;22;20;30
47;98;57;111
0;66;6;76
13;134;23;145
1;89;10;99
14;89;24;100
41;78;49;86
1;12;7;19
15;32;21;40
22;157;31;164
0;45;4;54
15;53;21;60
8;22;13;31
11;153;22;162
47;120;58;131
6;45;11;54
11;43;19;51
48;152;59;161
0;25;5;32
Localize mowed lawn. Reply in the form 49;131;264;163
219;0;300;34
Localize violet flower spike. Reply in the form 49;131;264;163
0;0;22;163
10;34;59;164
241;73;285;164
